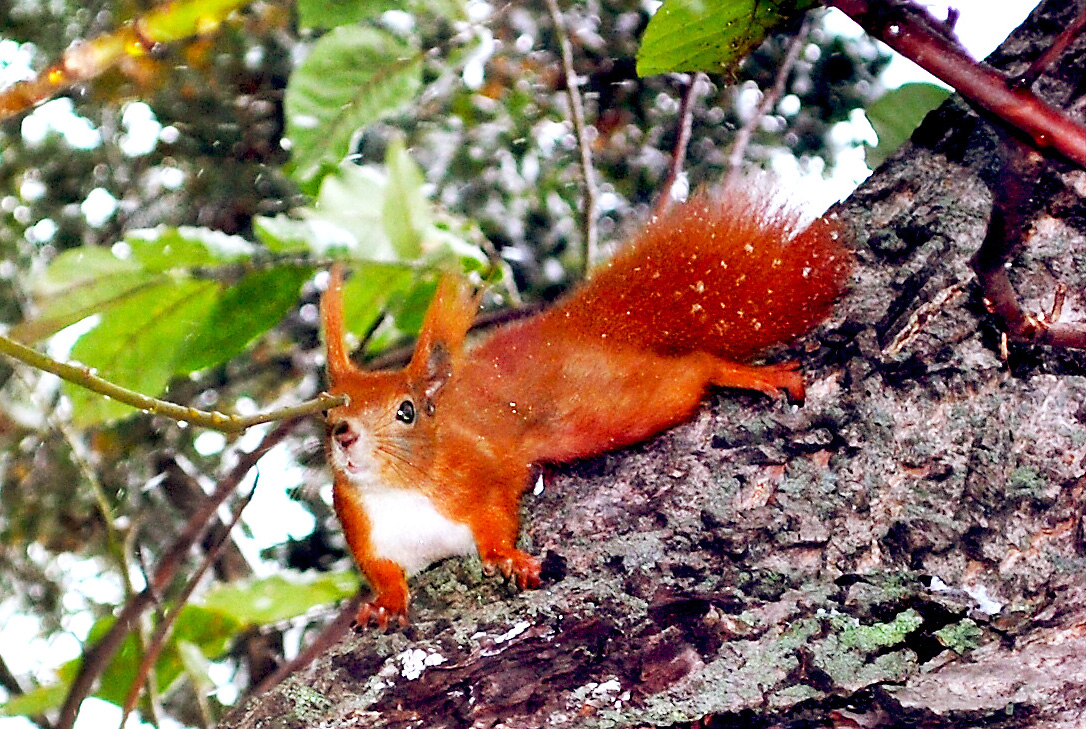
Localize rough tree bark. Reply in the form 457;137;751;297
221;1;1085;726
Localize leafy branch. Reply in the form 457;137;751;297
0;331;346;432
0;0;256;122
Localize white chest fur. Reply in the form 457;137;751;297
360;486;477;575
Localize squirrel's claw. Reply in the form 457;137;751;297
485;550;542;590
353;602;409;632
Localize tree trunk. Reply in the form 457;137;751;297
221;1;1085;726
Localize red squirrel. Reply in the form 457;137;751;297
321;188;850;628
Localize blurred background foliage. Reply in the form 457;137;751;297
0;0;892;724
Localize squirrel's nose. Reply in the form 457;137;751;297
330;420;357;448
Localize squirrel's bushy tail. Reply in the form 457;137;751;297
551;189;851;362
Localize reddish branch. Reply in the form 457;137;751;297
831;0;1085;349
828;0;1086;168
971;135;1086;349
56;418;300;729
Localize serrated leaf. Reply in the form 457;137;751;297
865;82;952;168
285;26;422;185
636;0;818;78
200;571;360;625
174;266;313;374
382;137;429;259
64;279;219;425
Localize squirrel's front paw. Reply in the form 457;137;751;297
352;601;409;632
484;550;542;590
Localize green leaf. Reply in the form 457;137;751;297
298;0;468;31
15;229;255;343
56;606;238;708
298;0;385;30
285;26;422;186
126;226;255;271
12;249;153;342
864;82;952;168
17;227;313;425
636;0;819;78
341;262;418;338
383;137;429;259
0;682;68;718
200;571;360;625
256;160;489;270
313;163;397;259
176;640;215;694
65;279;219;425
174;266;314;374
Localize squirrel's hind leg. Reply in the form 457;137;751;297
707;358;805;402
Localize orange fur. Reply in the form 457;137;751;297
322;188;850;627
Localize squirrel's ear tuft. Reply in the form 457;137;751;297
322;264;358;385
407;274;479;413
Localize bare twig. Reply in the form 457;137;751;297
725;14;812;187
56;419;298;729
544;0;600;274
828;0;1086;167
655;73;706;218
0;0;254;122
248;593;365;698
120;480;258;725
1010;9;1086;89
0;331;346;431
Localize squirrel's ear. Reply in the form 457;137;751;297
322;263;359;385
407;274;479;415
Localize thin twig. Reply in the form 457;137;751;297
544;0;599;274
0;332;346;431
120;480;259;725
248;592;364;698
828;0;1086;167
1010;9;1086;88
55;419;298;729
725;14;812;187
654;73;706;218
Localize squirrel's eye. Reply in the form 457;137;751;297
395;400;415;424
